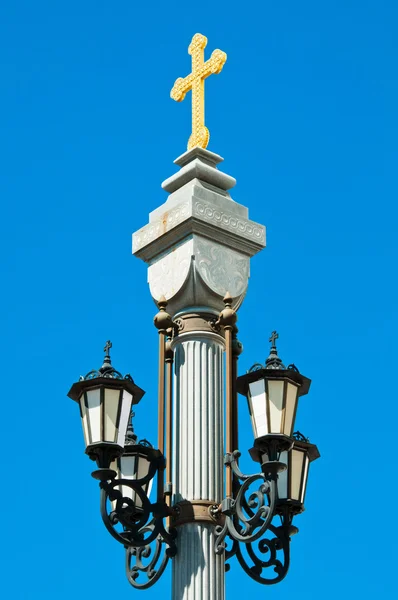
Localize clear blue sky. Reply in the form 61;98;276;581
1;1;397;598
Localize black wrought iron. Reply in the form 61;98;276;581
92;408;177;588
126;527;177;590
69;333;318;591
81;339;134;382
248;330;290;372
293;431;309;442
138;439;153;448
232;517;293;585
125;409;138;445
215;444;297;585
97;454;176;547
124;408;153;450
215;447;282;546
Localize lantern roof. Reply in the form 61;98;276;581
67;341;145;404
292;432;321;462
237;331;311;397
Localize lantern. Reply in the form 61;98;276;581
68;341;145;468
237;332;311;442
110;442;159;514
277;436;320;513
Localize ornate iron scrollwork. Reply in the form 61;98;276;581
215;452;278;550
233;521;291;585
126;526;177;590
215;450;293;585
96;456;177;589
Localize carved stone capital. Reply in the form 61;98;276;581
147;235;250;316
133;148;265;316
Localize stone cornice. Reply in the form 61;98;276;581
133;194;265;262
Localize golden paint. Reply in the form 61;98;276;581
170;33;227;150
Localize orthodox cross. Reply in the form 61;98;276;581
269;331;279;348
170;33;227;150
104;340;112;358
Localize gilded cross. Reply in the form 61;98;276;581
104;340;112;358
171;33;227;150
269;331;279;348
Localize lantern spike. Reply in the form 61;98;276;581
265;330;285;369
101;340;113;373
125;408;138;445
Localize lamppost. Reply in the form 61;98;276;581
67;33;320;599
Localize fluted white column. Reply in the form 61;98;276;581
172;330;225;600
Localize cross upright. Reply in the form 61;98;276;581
269;330;279;348
170;33;227;150
104;340;112;358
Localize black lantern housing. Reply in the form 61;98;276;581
67;342;145;469
277;436;320;513
110;442;159;514
237;335;311;444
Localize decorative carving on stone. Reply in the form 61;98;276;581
133;194;265;258
148;239;193;301
193;200;265;244
195;238;249;298
133;202;190;253
147;235;249;315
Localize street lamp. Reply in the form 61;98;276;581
67;31;321;596
68;316;319;590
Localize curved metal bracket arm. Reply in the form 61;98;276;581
217;454;296;586
234;522;291;585
215;451;281;550
99;475;176;551
125;524;177;590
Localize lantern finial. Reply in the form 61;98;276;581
293;431;309;443
265;331;285;369
125;408;138;445
101;340;113;373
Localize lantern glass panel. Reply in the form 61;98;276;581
78;387;133;451
85;388;101;444
117;390;133;446
248;379;267;438
79;397;90;447
111;450;153;510
291;447;306;502
248;376;301;440
277;451;288;498
277;446;311;505
284;382;299;437
104;388;121;442
302;456;310;503
268;379;284;433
